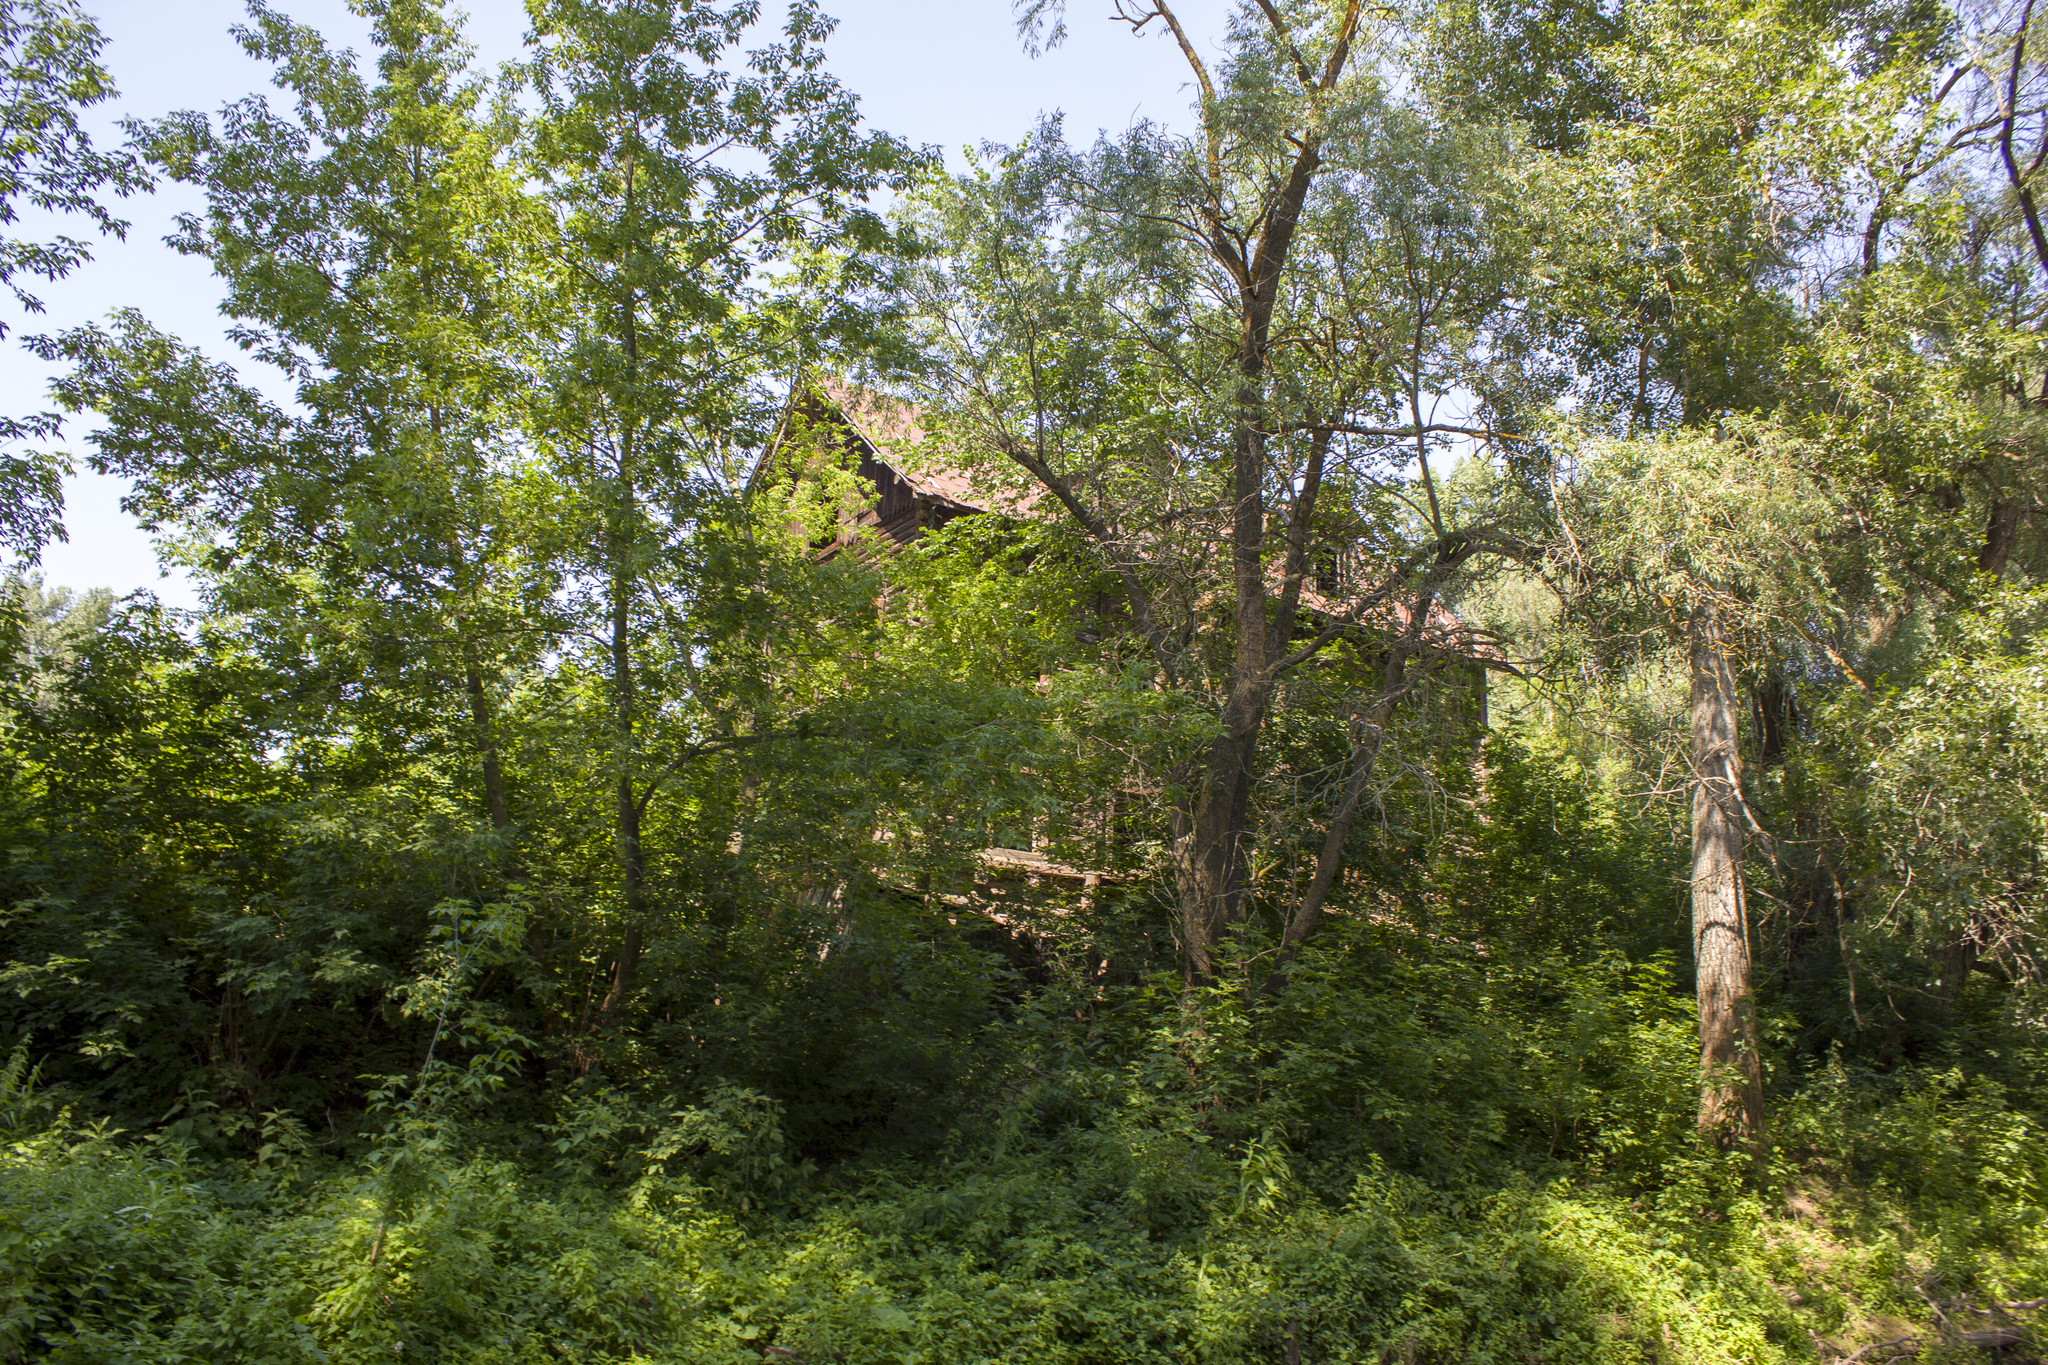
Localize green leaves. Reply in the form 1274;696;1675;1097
1809;587;2048;980
1561;417;1840;639
0;0;147;555
0;0;144;330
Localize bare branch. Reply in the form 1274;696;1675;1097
2001;0;2048;280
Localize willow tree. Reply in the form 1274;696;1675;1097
1557;425;1842;1142
1493;0;1953;1140
916;0;1536;981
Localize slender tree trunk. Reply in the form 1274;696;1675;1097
1168;397;1297;980
1262;559;1455;975
1260;665;1404;992
599;501;646;1022
598;219;648;1023
431;392;513;840
1690;598;1762;1142
463;651;511;833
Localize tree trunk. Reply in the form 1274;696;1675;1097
599;245;647;1025
1166;142;1318;984
1025;0;1366;988
1259;662;1404;993
1172;692;1269;980
1934;927;1979;1004
1690;599;1762;1142
598;547;646;1022
1749;664;1791;770
1978;497;2024;579
464;653;512;833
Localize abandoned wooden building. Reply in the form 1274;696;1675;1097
751;380;1499;698
747;381;1501;930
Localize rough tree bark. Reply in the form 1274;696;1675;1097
1690;598;1763;1141
1137;0;1366;982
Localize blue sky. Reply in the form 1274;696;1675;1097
12;0;1231;607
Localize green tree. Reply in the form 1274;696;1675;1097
0;0;143;553
1557;425;1840;1141
916;0;1535;982
516;0;918;1024
1504;0;1944;1140
44;0;545;847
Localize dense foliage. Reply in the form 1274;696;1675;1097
0;0;2045;1361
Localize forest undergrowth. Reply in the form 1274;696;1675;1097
2;729;2043;1365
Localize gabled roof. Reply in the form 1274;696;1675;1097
819;383;979;510
756;379;1506;664
756;379;1039;517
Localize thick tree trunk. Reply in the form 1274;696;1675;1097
1172;722;1264;980
1978;497;2025;579
1690;599;1762;1142
1165;309;1284;980
1168;141;1319;984
1048;0;1366;988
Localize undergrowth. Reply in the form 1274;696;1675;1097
2;939;2043;1365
